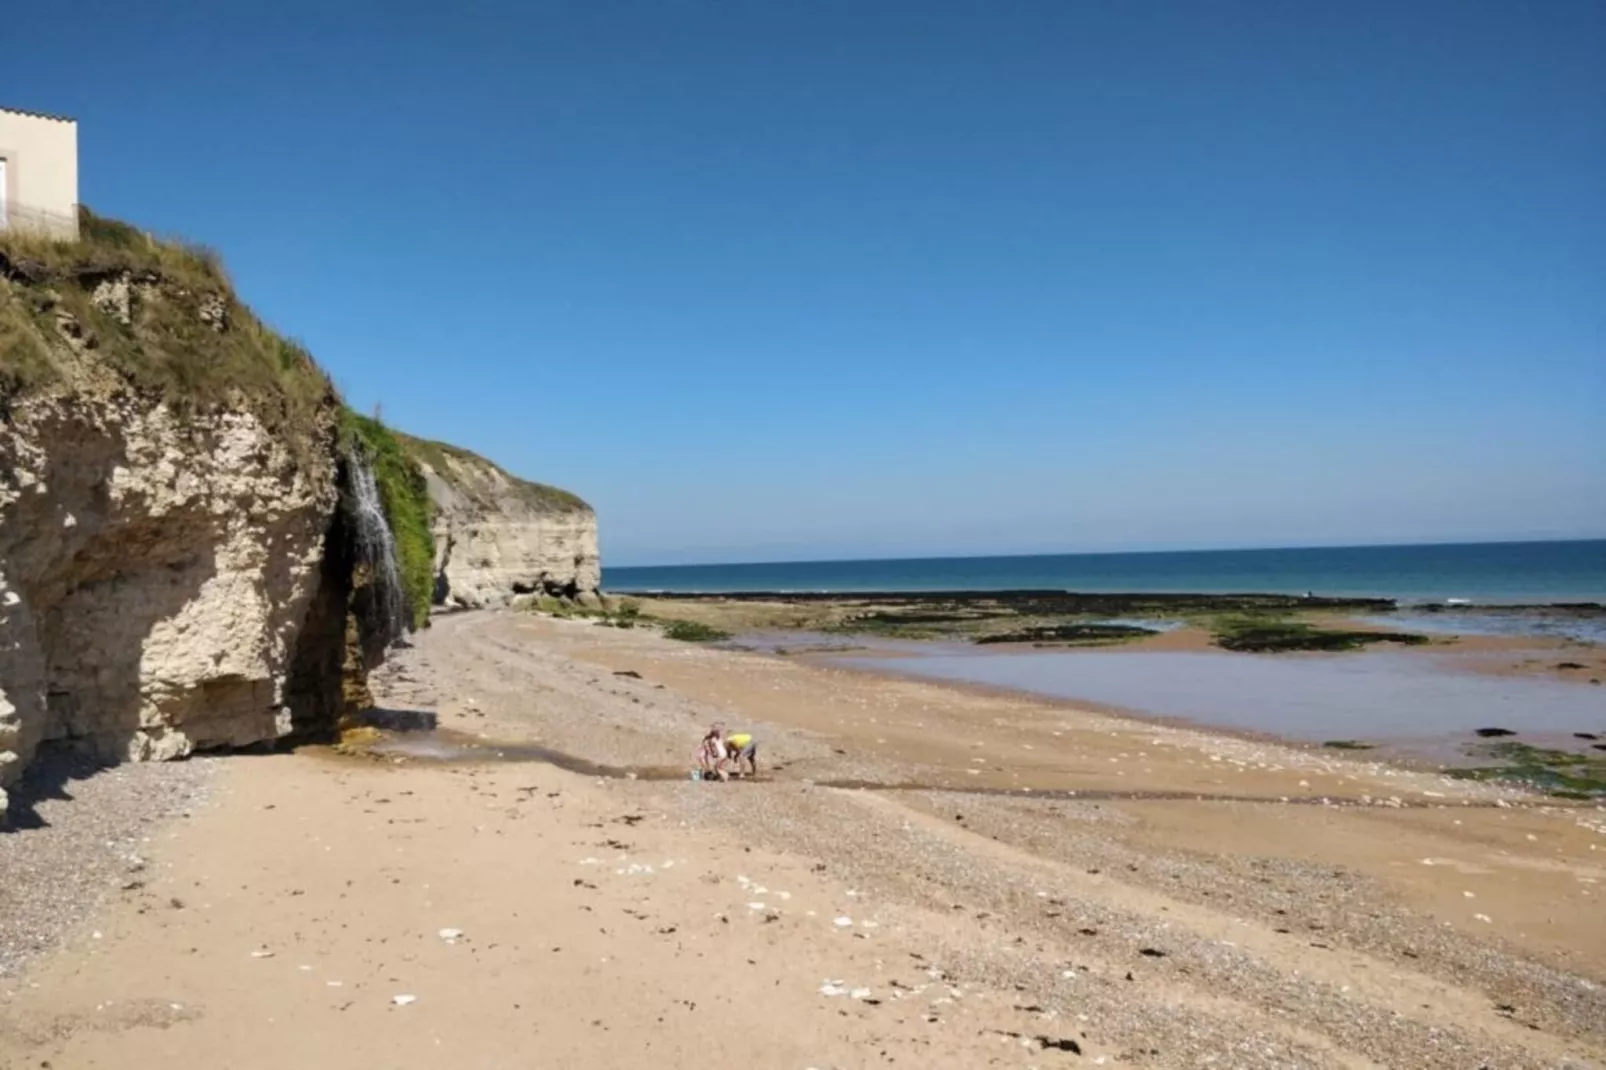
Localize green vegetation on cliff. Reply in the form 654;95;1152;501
3;207;579;634
339;412;435;630
395;431;590;513
0;207;335;461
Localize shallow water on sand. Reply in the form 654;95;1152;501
352;727;1531;806
363;731;687;780
832;649;1606;750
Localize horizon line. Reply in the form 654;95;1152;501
605;535;1606;573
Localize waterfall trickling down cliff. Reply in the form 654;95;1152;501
344;444;411;648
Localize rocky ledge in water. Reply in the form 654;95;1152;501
620;590;1404;648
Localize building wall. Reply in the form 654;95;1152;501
0;109;79;240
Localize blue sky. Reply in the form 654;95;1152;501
6;1;1603;565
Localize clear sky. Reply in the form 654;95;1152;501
6;1;1603;565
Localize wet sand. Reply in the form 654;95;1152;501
2;610;1603;1069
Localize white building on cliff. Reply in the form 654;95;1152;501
0;105;79;240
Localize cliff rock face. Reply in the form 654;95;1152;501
0;392;340;815
0;211;596;819
399;436;599;610
0;216;351;818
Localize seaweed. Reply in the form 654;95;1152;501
975;623;1157;646
1212;618;1428;653
1444;741;1606;799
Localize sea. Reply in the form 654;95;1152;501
605;539;1606;605
609;539;1606;751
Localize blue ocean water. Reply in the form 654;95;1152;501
605;540;1606;604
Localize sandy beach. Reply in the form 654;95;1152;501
6;5;1602;1067
2;610;1603;1069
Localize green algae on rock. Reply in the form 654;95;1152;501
1211;617;1429;653
1445;740;1606;799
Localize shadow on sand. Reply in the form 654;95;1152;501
0;745;114;832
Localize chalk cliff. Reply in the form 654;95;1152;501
0;224;351;817
399;435;600;610
0;211;599;818
0;211;426;818
0;393;342;773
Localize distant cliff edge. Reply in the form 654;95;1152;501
397;434;600;612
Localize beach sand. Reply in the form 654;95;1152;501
1;610;1602;1068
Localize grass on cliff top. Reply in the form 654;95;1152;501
3;208;226;293
340;411;435;630
0;207;335;460
395;431;590;513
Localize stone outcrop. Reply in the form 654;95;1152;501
399;436;599;611
0;391;341;816
0;210;598;819
0;217;359;819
